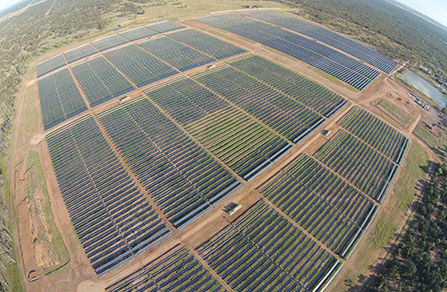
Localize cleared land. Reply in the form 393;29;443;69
375;99;412;127
414;124;438;149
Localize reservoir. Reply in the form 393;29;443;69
401;71;447;108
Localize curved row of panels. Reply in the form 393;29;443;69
36;21;186;77
37;26;247;130
242;10;398;74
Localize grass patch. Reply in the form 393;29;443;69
380;99;409;123
0;157;23;292
25;152;69;275
376;99;412;127
404;140;430;178
414;124;438;149
371;215;398;250
22;81;39;134
393;172;418;213
312;68;359;93
440;128;447;163
396;68;407;76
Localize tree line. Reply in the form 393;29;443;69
372;162;447;291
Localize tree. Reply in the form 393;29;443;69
406;260;417;276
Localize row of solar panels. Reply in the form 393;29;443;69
36;21;185;78
38;27;248;130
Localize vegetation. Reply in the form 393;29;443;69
0;159;16;292
372;164;447;291
376;99;412;127
273;0;447;77
25;152;69;275
414;125;438;149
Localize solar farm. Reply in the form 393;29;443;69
27;10;412;292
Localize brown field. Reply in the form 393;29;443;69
9;3;438;292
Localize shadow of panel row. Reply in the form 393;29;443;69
315;129;400;203
106;245;226;292
193;65;326;144
228;55;348;118
98;97;242;229
194;14;379;90
146;77;292;181
258;154;379;258
197;201;343;292
338;106;409;164
46;115;172;276
71;56;135;107
38;68;87;130
242;10;398;74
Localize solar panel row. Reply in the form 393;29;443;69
195;13;381;90
242;10;398;74
47;115;172;276
98;97;243;229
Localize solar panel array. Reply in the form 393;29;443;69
118;26;157;41
38;68;87;130
36;54;67;78
146;77;292;181
64;43;98;64
46;115;172;276
106;245;226;292
37;17;406;289
229;55;348;118
146;21;185;33
243;10;398;74
195;14;380;90
168;29;247;60
138;36;216;71
338;106;409;164
194;65;326;144
259;154;378;258
315;129;399;203
197;201;342;292
37;26;257;130
62;21;185;65
91;34;129;51
98;97;242;229
71;56;135;107
103;44;178;88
